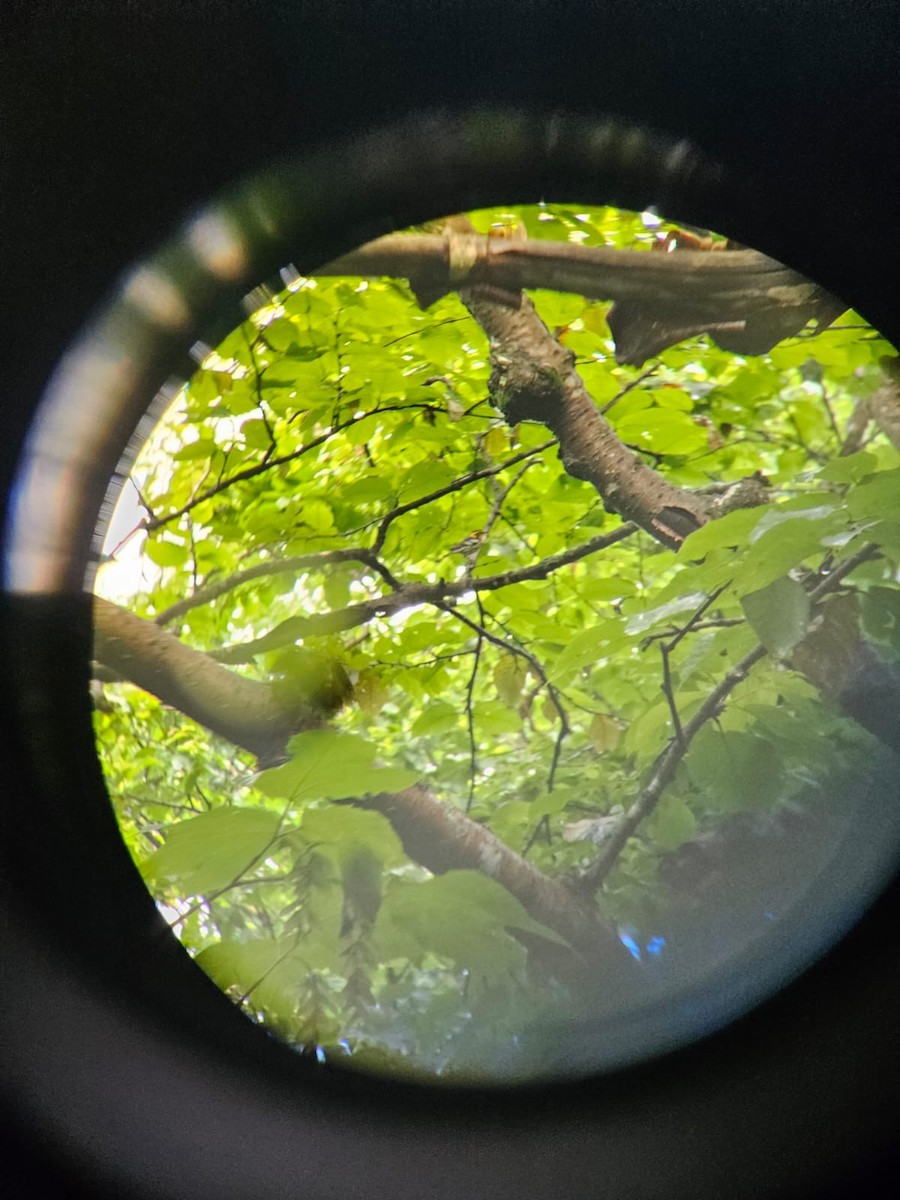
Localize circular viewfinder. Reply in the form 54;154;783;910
83;200;900;1082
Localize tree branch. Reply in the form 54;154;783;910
320;231;845;367
461;285;715;547
93;596;322;765
209;527;636;664
93;607;630;973
346;784;626;970
573;544;890;895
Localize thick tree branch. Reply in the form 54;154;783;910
573;544;892;895
94;604;629;973
461;286;716;547
320;232;845;367
346;784;626;970
790;588;900;747
93;596;322;765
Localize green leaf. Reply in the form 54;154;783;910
240;418;273;451
494;655;526;707
734;507;840;592
255;730;419;801
298;805;405;869
547;619;627;683
197;936;340;1026
172;437;217;462
748;502;837;545
376;870;565;980
612;408;707;456
340;477;394;503
144;537;189;567
623;701;673;762
140;807;281;893
473;701;522;735
299;499;334;534
261;354;328;384
686;729;786;811
741;576;811;657
818;451;877;484
410;701;459;736
529;787;572;818
588;713;621;752
847;467;900;523
624;591;707;635
647;796;697;851
680;506;766;558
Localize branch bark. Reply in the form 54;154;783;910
93;598;628;972
93;596;321;765
345;785;625;970
320;231;845;367
840;356;900;456
460;285;715;546
332;220;771;550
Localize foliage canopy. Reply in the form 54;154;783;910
93;204;900;1081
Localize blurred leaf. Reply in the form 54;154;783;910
256;731;419;801
612;408;707;455
548;620;628;683
410;701;459;736
144;537;189;567
588;713;621;752
847;467;900;523
140;807;281;893
299;806;405;869
741;576;811;657
377;870;566;980
484;426;508;457
530;787;572;818
818;451;877;484
625;592;707;635
647;796;697;851
493;655;526;707
686;729;785;811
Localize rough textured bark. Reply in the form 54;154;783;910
93;598;628;971
321;230;845;367
841;357;900;456
460;285;715;547
93;596;320;765
346;784;626;970
790;591;900;748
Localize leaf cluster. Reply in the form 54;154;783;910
94;204;900;1078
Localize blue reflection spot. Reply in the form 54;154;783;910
764;911;775;920
618;929;642;961
315;1046;327;1064
645;935;666;957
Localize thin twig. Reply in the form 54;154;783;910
369;441;555;552
600;365;658;415
146;403;444;532
154;547;398;625
463;596;486;813
574;549;878;896
658;641;685;747
209;527;636;662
